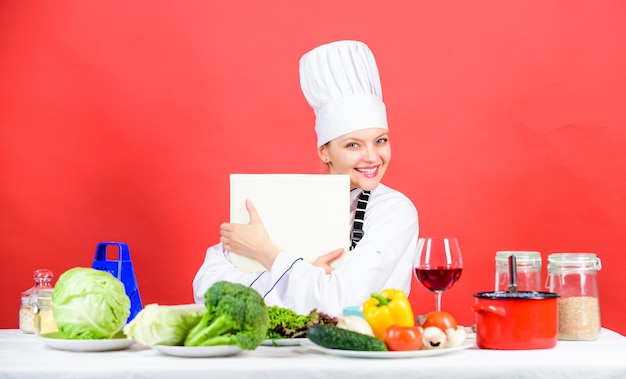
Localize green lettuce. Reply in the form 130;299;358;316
52;267;130;339
123;304;205;346
266;306;338;339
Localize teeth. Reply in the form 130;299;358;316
358;168;377;174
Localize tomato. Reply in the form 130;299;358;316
383;325;424;351
421;311;458;331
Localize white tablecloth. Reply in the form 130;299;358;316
1;328;625;379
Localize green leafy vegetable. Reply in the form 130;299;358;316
52;267;130;339
123;304;205;346
266;306;338;340
183;281;269;350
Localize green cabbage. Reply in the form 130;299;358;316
52;267;131;339
123;304;205;346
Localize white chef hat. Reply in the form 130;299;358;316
299;40;388;147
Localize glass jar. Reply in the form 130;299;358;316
547;253;601;340
495;251;542;292
19;269;54;334
33;288;58;335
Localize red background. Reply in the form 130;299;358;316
1;1;625;334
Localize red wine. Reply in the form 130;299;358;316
415;267;462;292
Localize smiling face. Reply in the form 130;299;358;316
318;128;391;191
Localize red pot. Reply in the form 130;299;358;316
472;291;559;350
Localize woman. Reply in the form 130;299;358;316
192;40;419;317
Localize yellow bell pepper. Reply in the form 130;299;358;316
362;289;415;340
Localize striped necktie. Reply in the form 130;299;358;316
350;190;371;250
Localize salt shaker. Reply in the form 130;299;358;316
19;269;54;334
547;253;602;340
495;251;542;292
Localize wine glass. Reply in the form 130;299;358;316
413;237;463;311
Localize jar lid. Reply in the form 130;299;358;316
495;251;542;266
547;253;602;272
21;269;55;298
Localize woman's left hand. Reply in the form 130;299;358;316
313;248;344;274
220;199;279;269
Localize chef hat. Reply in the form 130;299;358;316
299;40;388;147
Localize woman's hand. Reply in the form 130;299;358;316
313;248;344;274
220;199;279;270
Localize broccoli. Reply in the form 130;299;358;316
183;281;269;350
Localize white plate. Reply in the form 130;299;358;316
153;344;242;358
261;338;305;346
301;339;473;359
38;332;135;352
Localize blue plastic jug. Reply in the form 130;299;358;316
91;242;143;322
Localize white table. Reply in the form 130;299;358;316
1;328;625;379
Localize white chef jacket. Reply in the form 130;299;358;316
192;183;419;317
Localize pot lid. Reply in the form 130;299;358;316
473;291;559;300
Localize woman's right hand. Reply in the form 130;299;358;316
220;199;279;270
312;248;344;274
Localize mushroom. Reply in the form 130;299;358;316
422;326;447;349
422;325;467;349
444;326;467;348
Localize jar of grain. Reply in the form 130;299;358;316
19;269;54;334
546;253;602;340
